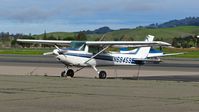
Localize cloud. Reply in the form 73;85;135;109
0;0;199;34
0;0;66;22
61;0;158;16
0;0;159;23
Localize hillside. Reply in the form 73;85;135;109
32;17;199;42
146;17;199;28
34;26;199;43
102;26;199;42
33;32;77;40
82;26;114;34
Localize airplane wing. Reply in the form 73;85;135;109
17;39;171;46
86;41;171;46
17;39;72;45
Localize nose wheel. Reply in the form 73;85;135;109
61;69;74;77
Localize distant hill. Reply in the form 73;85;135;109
33;26;199;43
146;17;199;28
33;32;76;40
33;17;199;42
101;26;199;42
81;26;114;34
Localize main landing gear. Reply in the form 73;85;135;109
61;69;74;77
60;66;107;79
92;66;107;79
99;71;107;79
61;66;86;78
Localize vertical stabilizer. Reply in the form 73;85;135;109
134;35;154;58
145;35;154;42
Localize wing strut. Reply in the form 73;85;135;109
84;45;110;64
99;34;105;41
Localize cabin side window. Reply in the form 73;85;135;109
70;41;85;51
88;46;105;54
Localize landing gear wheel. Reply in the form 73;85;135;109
99;71;107;79
67;69;74;77
61;71;66;77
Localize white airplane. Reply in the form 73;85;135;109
17;35;176;79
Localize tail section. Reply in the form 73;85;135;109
133;35;154;59
145;35;154;42
133;47;151;58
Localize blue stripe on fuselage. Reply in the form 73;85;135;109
64;53;137;64
149;49;162;53
65;53;113;61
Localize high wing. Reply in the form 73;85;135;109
17;39;170;46
17;39;72;45
86;41;170;46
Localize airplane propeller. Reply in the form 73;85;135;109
43;45;64;56
43;51;54;56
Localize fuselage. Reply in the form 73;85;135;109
56;50;142;67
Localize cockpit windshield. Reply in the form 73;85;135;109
70;41;86;50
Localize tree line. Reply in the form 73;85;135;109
0;32;199;48
0;32;87;48
172;35;199;48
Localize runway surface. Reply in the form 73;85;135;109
0;54;199;112
1;75;199;112
0;54;199;81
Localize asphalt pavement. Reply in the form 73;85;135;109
0;54;199;112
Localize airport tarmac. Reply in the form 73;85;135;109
0;54;199;81
1;75;199;112
0;54;199;112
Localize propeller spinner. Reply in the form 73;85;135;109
43;45;66;56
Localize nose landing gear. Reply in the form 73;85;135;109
61;69;74;77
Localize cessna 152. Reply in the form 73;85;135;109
17;35;178;79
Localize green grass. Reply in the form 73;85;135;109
2;26;199;58
101;26;199;42
0;48;199;58
0;48;52;55
33;26;199;42
163;48;199;58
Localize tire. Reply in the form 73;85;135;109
67;69;74;77
61;71;66;77
99;71;107;79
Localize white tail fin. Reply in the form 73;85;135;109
134;35;154;58
145;35;154;42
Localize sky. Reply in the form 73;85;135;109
0;0;198;34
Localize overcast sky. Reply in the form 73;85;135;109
0;0;198;34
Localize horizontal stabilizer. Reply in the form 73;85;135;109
162;52;185;56
134;58;161;62
147;50;185;57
